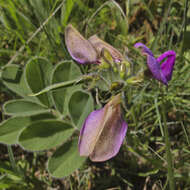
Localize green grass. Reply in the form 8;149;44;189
0;0;190;189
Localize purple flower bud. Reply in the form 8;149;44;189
78;94;127;162
134;42;176;85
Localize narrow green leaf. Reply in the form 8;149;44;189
48;138;86;178
61;0;74;26
19;120;74;151
68;90;94;129
182;31;190;51
138;169;159;177
3;99;49;116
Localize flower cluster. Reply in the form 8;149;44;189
65;24;176;162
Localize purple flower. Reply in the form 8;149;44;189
134;43;176;85
65;24;124;65
78;94;128;162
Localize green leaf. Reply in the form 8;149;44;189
1;64;18;80
138;169;159;177
47;138;86;178
19;120;74;151
25;57;53;107
61;0;74;27
0;114;54;145
0;117;31;145
68;90;94;129
3;99;50;116
183;31;190;51
51;61;82;115
1;64;39;103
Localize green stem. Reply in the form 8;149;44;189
30;73;110;97
161;103;175;190
7;145;18;173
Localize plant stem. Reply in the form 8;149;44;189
30;73;109;96
161;103;175;190
7;145;18;173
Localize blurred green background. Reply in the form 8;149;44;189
0;0;190;189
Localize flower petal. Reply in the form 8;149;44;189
88;35;123;63
134;43;168;85
157;50;176;81
90;120;127;162
78;95;128;162
65;24;98;64
134;42;154;57
78;108;104;156
147;54;168;85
